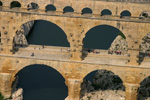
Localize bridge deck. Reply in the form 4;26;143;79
0;45;131;67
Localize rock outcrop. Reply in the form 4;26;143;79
80;90;125;100
80;70;125;100
109;35;128;54
14;21;34;45
80;70;150;100
140;33;150;53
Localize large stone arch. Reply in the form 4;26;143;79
12;60;66;83
83;24;127;50
83;23;127;40
13;17;70;46
81;67;125;84
12;63;68;100
80;69;125;98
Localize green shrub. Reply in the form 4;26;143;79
0;93;4;100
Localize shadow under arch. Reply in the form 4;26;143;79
10;1;21;8
63;6;74;13
84;24;125;50
137;76;150;100
81;69;125;99
14;19;70;47
0;1;3;6
27;2;39;10
101;9;112;16
12;64;68;100
45;4;56;12
81;7;92;15
120;10;131;18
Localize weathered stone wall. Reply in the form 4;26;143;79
1;0;150;17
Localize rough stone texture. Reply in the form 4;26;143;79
14;21;34;45
140;33;150;53
1;0;150;100
92;70;124;91
80;90;125;100
109;35;128;54
12;88;23;100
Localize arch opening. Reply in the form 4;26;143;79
101;9;112;16
81;7;92;15
27;3;39;10
137;76;150;100
84;25;127;55
14;20;70;47
12;64;68;100
45;4;56;12
0;1;3;6
140;11;150;18
63;6;74;13
120;10;131;18
80;69;125;99
10;1;21;8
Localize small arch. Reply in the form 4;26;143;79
10;1;21;8
81;7;92;15
140;11;150;18
101;9;112;16
45;4;56;12
81;69;125;99
120;10;131;18
63;6;74;13
0;1;3;6
27;2;39;10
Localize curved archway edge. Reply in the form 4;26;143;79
81;67;126;84
12;60;67;83
13;16;69;40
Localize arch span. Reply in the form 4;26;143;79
27;2;39;10
83;24;126;50
63;6;74;13
13;64;68;100
45;4;56;12
10;1;21;8
14;19;70;47
120;10;131;18
101;9;112;16
81;7;92;15
81;69;125;98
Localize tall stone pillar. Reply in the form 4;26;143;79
0;73;11;98
65;79;82;100
124;83;139;100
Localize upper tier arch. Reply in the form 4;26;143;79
1;0;149;17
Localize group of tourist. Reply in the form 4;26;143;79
108;49;122;55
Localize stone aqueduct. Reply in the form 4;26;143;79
0;0;150;100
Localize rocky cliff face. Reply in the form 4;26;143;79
14;21;34;45
80;70;125;100
109;35;128;54
80;70;150;100
140;33;150;53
